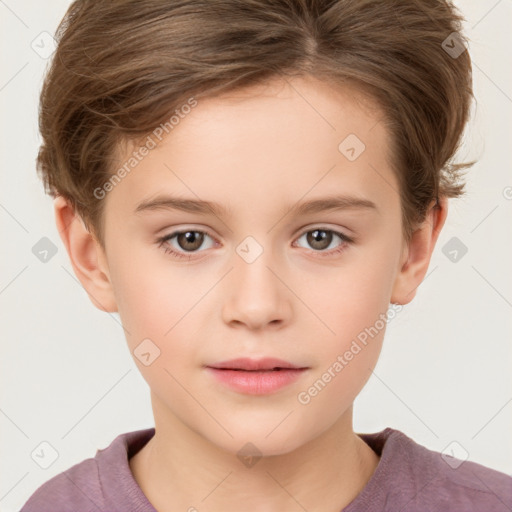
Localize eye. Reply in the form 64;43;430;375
294;228;353;256
157;227;353;261
157;229;216;260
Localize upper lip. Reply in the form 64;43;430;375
206;357;308;371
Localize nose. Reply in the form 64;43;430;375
221;241;293;331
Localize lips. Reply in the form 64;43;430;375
206;357;308;371
205;359;309;395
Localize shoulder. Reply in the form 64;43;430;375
356;428;512;512
19;457;102;512
19;428;156;512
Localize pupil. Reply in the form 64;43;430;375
308;229;331;250
179;231;203;251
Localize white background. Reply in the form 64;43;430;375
1;1;511;510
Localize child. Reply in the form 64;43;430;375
21;0;512;511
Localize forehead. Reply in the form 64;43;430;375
106;75;398;222
164;75;386;157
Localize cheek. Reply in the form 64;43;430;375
108;250;201;357
297;263;392;414
304;241;397;382
315;250;396;337
109;257;203;399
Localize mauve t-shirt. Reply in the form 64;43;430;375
20;427;512;511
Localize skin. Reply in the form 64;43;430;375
54;75;447;512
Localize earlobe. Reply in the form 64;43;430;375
53;196;118;313
390;197;448;305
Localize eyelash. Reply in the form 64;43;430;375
157;228;354;261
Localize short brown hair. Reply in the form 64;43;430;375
37;0;476;248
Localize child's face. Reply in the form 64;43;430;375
91;76;410;454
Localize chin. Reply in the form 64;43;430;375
208;422;313;460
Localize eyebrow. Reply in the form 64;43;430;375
134;194;378;217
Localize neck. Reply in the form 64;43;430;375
130;396;380;512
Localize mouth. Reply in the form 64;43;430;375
206;357;309;372
204;357;310;395
210;368;299;371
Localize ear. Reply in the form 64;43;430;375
390;197;448;305
53;196;118;312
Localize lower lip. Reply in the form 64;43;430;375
205;367;308;395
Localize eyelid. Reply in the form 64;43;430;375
157;227;219;248
293;222;354;239
157;225;217;240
